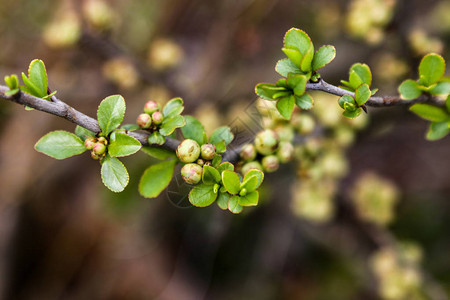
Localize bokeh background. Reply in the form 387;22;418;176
0;0;450;299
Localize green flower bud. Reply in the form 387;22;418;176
151;111;163;125
295;114;315;134
196;158;205;166
90;150;102;160
176;139;201;163
239;188;247;196
97;136;108;145
181;163;202;184
262;155;279;173
277;142;294;163
92;142;106;155
137;113;152;129
201;143;216;160
274;125;295;142
241;161;263;175
144;100;159;114
254;129;278;155
84;136;96;150
240;143;257;161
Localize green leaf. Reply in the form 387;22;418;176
181;116;206;145
97;95;126;135
255;83;287;100
409;104;449;122
210;126;234;147
212;154;222;167
276;96;295;119
217;192;231;210
21;72;45;98
419;54;445;86
35;130;86;159
159;115;185;136
101;155;129;193
5;74;19;89
426;121;449;140
343;108;362;119
430;81;450;96
148;131;166;145
228;195;243;214
162;97;184;118
139;159;176;198
121;124;140;131
282;47;303;67
243;169;264;190
295;93;314;110
217;162;234;174
399;80;422;100
348;70;363;90
338;94;355;109
446;95;450;112
108;132;141;157
141;146;176;160
189;183;218;207
300;44;314;72
28;59;48;97
275;59;303;77
312;45;336;71
355;83;371;106
4;89;19;96
240;175;258;192
284;28;313;56
75;126;95;141
202;165;221;185
238;191;259;207
287;74;307;96
350;63;372;87
222;170;241;195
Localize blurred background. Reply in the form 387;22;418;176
0;0;449;299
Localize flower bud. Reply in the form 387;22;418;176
201;143;216;160
144;100;159;114
84;136;96;150
240;143;257;161
93;142;107;156
241;161;263;175
262;155;279;173
296;114;315;135
274;125;295;142
137;113;152;129
181;163;203;184
151;111;163;125
176;139;201;163
277;142;294;163
196;159;205;166
90;150;102;160
97;136;108;145
254;129;278;155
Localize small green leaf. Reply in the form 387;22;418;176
312;45;336;71
355;83;371;106
212;154;222;167
430;81;450;96
139;159;176;198
284;28;313;57
101;155;129;193
189;183;218;207
75;126;95;141
97;95;126;135
338;94;355;109
222;170;241;195
446;95;450;112
419;54;446;86
202;165;221;185
228;195;243;214
409;104;449;122
159;115;185;136
275;59;303;77
238;191;259;207
5;74;19;90
181;116;206;145
348;70;363;91
282;47;303;67
4;89;19;96
255;83;287;100
350;63;372;87
35;130;86;159
295;93;314;110
21;72;45;98
162;97;184;118
210;126;234;147
276;95;295;119
28;59;48;97
141;146;176;160
148;131;166;145
240;175;258;192
287;74;307;96
108;132;141;157
121;124;140;131
243;169;264;190
343;108;362;119
426;121;449;140
300;44;314;72
399;80;422;100
217;192;231;210
217;162;234;174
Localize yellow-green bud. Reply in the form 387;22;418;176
151;111;163;125
97;136;108;145
274;125;295;142
84;136;96;150
240;143;257;161
295;114;315;134
181;163;203;184
262;155;279;173
201;143;216;160
144;100;159;114
277;142;294;163
93;142;106;156
255;129;278;155
137;113;152;129
90;150;103;160
197;158;205;166
239;188;247;196
241;161;263;175
176;139;201;163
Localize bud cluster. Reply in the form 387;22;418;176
176;139;217;184
84;136;108;160
136;100;164;130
